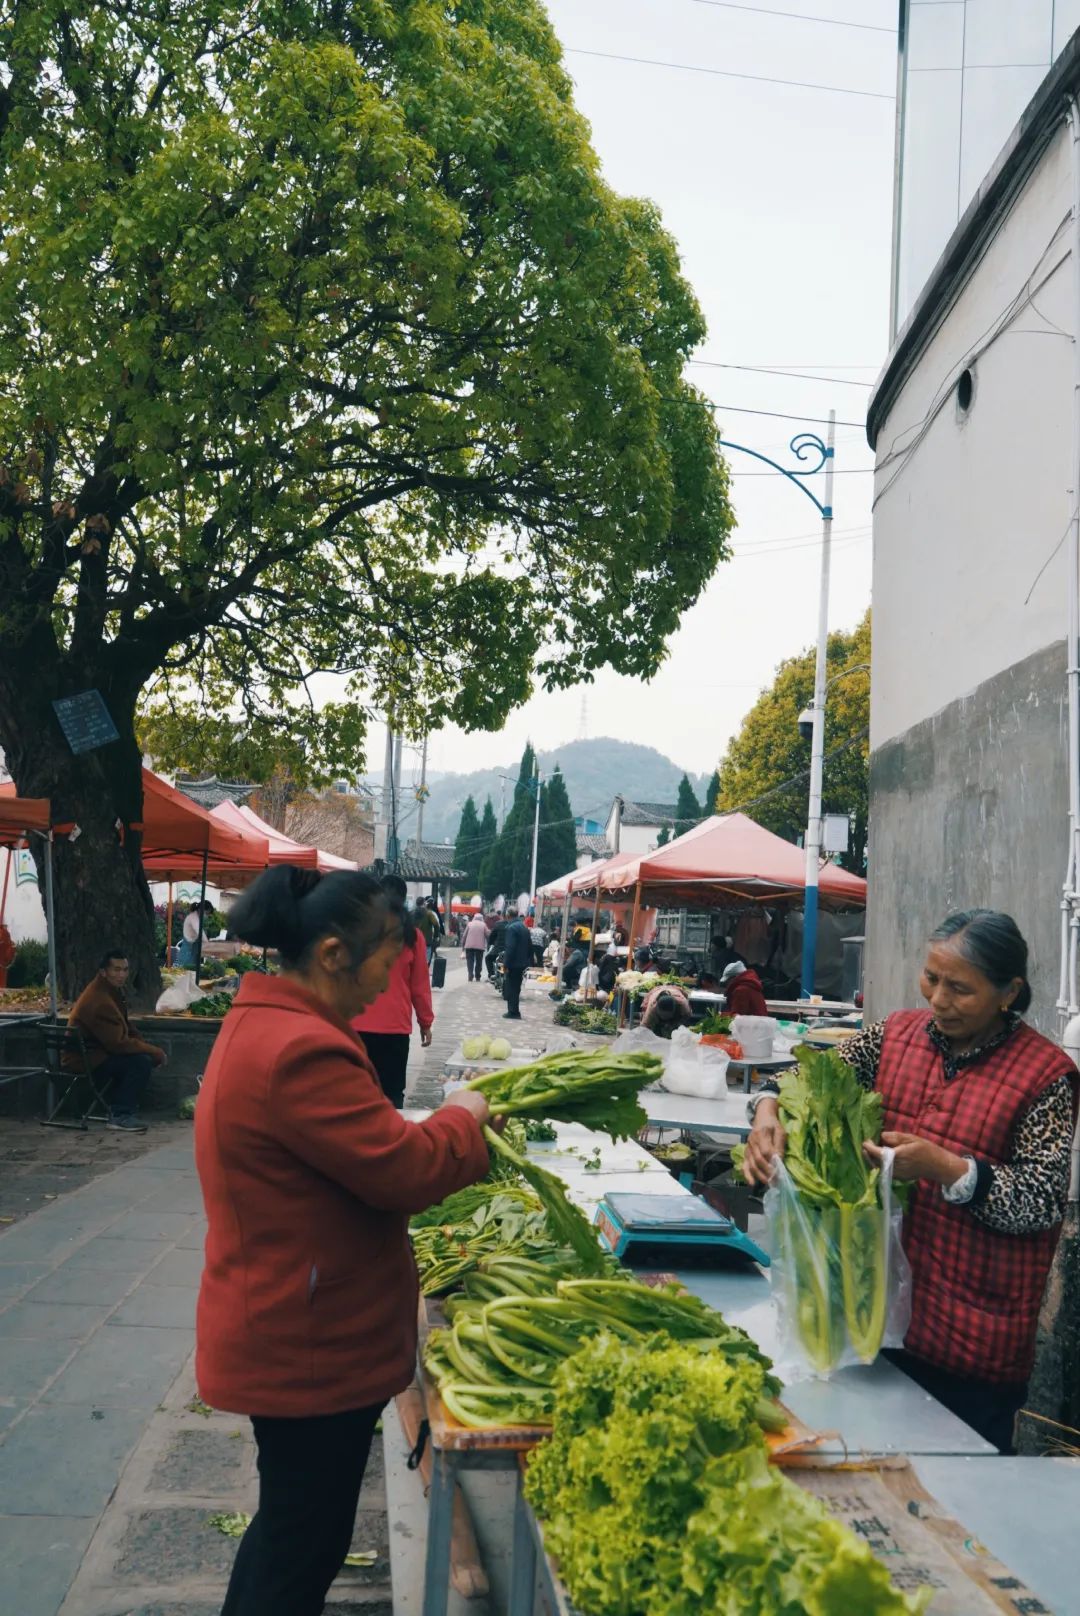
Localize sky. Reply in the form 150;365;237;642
382;0;898;787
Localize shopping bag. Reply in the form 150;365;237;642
661;1025;730;1099
764;1149;911;1377
431;954;447;989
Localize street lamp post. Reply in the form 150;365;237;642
716;408;836;998
528;762;541;908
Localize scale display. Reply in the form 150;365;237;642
595;1192;769;1269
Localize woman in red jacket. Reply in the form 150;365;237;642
742;909;1078;1453
721;959;769;1017
351;873;433;1108
194;865;493;1616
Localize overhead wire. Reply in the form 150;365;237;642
686;0;895;32
688;359;874;387
565;46;895;100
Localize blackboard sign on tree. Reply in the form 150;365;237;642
51;691;120;756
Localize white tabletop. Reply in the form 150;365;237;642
640;1089;751;1139
767;998;859;1016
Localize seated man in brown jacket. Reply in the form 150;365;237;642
66;949;166;1132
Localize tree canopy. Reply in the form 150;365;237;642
702;768;721;819
716;613;870;874
0;0;732;996
675;774;701;836
476;797;498;898
453;794;482;892
537;765;576;885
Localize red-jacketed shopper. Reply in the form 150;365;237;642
351;874;434;1109
742;909;1078;1453
721;959;769;1017
194;865;492;1615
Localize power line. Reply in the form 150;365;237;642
565;46;896;100
732;467;874;476
710;403;866;427
688;359;874;388
688;1;895;34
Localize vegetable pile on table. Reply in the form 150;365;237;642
735;1047;901;1370
525;1336;929;1616
411;1044;930;1614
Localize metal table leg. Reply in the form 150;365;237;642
509;1473;538;1612
422;1447;456;1616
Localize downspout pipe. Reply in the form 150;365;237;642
1063;98;1080;1201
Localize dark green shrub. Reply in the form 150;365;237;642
7;938;49;988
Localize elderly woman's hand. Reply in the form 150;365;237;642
864;1133;969;1186
741;1097;786;1187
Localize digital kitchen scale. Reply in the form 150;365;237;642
594;1193;769;1270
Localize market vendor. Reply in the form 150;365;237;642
194;865;494;1613
721;958;769;1016
741;909;1078;1454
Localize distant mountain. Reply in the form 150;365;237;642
382;738;711;845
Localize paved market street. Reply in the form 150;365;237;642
0;948;543;1616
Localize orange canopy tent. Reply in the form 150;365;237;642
139;773;269;879
210;800;358;875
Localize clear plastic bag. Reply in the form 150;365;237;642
155;970;205;1012
764;1149;912;1377
610;1025;672;1086
661;1025;731;1100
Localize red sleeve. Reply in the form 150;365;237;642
269;1032;489;1214
410;935;434;1031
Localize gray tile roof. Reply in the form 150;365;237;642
177;776;255;809
363;840;467;881
576;832;612;857
617;800;679;827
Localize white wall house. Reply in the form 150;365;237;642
867;17;1080;1030
604;798;678;858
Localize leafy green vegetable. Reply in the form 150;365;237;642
735;1048;900;1369
696;1011;732;1036
466;1047;659;1141
525;1338;929;1616
483;1125;607;1274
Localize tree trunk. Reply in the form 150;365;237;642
0;669;162;1008
1017;1206;1080;1452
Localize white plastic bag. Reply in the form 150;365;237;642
732;1015;778;1060
155;971;205;1012
763;1150;912;1378
661;1025;730;1099
611;1025;672;1084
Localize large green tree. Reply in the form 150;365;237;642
537;764;576;886
674;774;701;837
0;1;732;1001
716;613;870;874
476;797;499;900
453;794;481;891
702;768;721;819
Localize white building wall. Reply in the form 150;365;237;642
873;121;1074;750
868;117;1077;1030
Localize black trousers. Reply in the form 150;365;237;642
465;947;484;981
95;1051;152;1117
358;1032;409;1109
221;1403;383;1616
505;967;525;1017
883;1348;1026;1454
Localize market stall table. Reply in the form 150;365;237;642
516;1455;1078;1616
639;1087;752;1139
767;997;859;1018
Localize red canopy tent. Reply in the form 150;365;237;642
210;800;358;874
0;793;57;1016
569;813;867;992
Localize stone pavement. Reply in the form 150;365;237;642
0;950;554;1616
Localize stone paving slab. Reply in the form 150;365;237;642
41;1324;196;1410
0;1405;148;1517
0;1514;99;1616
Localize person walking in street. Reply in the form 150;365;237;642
485;912;509;982
194;864;494;1615
413;899;438;967
66;949;166;1132
741;909;1078;1454
462;911;489;983
351;875;434;1108
502;907;532;1021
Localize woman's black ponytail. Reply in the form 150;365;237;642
228;865;396;969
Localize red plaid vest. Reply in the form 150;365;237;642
876;1010;1076;1383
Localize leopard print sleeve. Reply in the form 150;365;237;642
834;1020;885;1091
970;1077;1075;1235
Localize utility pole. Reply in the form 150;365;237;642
801;409;836;999
376;722;395;870
415;737;429;845
528;762;542;909
391;730;404;871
